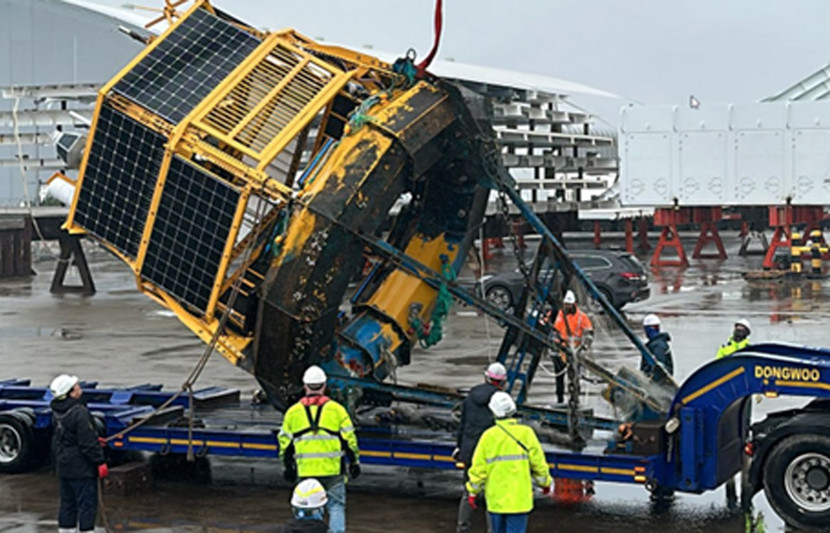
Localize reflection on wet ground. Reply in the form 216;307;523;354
1;237;825;531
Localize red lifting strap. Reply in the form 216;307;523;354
416;0;443;77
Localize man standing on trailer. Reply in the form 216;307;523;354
466;392;552;533
454;362;508;533
279;366;360;533
547;290;593;403
49;374;109;533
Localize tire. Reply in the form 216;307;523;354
762;434;830;531
0;413;34;474
485;284;514;312
589;287;615;313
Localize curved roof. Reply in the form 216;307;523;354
60;1;620;101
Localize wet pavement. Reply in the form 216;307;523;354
0;235;824;532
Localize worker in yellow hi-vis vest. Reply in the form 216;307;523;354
716;319;751;359
465;392;552;533
279;366;360;533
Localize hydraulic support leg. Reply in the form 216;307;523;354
624;219;634;253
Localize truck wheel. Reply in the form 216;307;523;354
763;434;830;531
0;414;34;474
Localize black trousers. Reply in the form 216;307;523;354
553;355;566;403
58;477;97;531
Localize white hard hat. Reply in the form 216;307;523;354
735;318;751;333
488;391;517;418
50;374;79;399
291;478;328;509
563;290;576;305
643;314;661;327
485;362;507;381
302;365;327;386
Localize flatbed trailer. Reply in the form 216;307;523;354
4;342;830;529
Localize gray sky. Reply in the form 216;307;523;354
100;0;830;119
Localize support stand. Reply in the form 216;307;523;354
651;225;689;268
762;227;790;270
51;234;96;295
692;222;727;260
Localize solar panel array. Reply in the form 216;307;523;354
73;104;165;259
141;156;241;314
112;7;261;124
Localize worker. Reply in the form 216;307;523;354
454;362;508;533
716;319;751;359
466;392;552;533
547;290;593;403
282;478;329;533
789;231;804;275
279;366;360;533
808;229;824;276
49;374;109;533
640;314;674;383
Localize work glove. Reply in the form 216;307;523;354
541;485;551;496
348;462;361;480
283;463;298;484
97;437;107;448
467;494;478;510
97;464;109;479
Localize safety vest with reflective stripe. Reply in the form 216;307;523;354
465;418;552;513
716;337;749;359
278;398;359;478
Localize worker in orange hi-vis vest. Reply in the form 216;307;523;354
544;290;593;404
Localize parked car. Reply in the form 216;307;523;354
480;249;650;311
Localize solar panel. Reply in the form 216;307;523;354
73;104;165;259
112;8;261;124
141;155;241;314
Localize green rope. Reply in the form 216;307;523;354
411;260;456;348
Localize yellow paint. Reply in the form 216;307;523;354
366;233;459;340
754;365;821;382
600;467;636;476
557;464;599;473
775;380;830;392
393;452;432;461
242;443;278;451
272;211;318;267
65;92;106;233
360;450;392;458
682;367;746;405
206;187;249;319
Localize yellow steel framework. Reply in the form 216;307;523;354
64;0;413;367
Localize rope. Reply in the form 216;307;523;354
416;0;443;77
410;259;456;348
96;196;271;531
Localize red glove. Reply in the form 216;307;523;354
467;495;477;510
541;485;551;496
97;464;109;479
97;437;107;448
